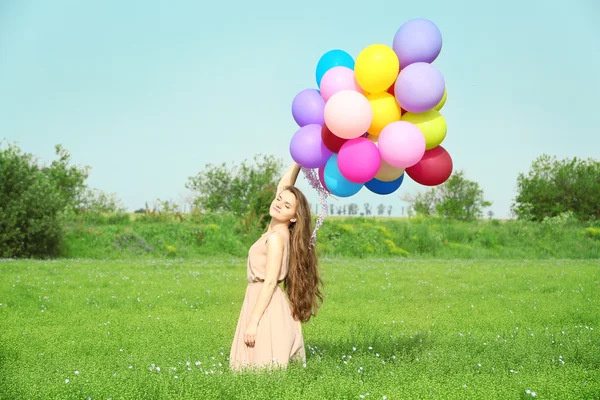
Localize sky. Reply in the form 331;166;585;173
1;0;599;218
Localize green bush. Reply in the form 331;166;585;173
512;155;600;221
0;144;64;258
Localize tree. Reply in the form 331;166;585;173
402;190;437;217
512;155;600;221
0;143;79;258
377;204;385;216
78;188;126;214
40;144;90;213
387;205;392;216
435;171;492;220
186;154;284;224
364;203;372;216
402;170;491;220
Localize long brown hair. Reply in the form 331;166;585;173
281;186;324;323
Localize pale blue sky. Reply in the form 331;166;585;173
1;1;598;218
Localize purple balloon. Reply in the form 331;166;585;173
292;89;325;127
289;124;333;168
394;62;445;113
393;18;442;67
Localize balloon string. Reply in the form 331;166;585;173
301;167;329;247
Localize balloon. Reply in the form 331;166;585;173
323;154;363;197
354;44;400;94
387;67;401;96
324;90;372;139
376;158;405;182
401;110;447;150
291;89;325;126
366;133;378;143
395;63;445;113
289;124;333;168
320;66;362;102
318;166;329;192
365;134;406;181
367;92;402;136
338;138;381;184
387;84;395;97
406;145;453;186
365;174;404;195
321;124;348;153
393;18;442;67
434;88;447;111
378;121;426;168
316;50;355;87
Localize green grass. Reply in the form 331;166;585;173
58;213;600;260
1;258;599;399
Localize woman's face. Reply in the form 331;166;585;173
269;190;297;223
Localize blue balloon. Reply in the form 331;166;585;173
324;154;363;197
315;50;355;88
365;174;405;195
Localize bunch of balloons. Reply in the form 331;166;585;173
289;18;453;197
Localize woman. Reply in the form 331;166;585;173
229;162;324;371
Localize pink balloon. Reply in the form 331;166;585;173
378;121;426;168
318;166;329;192
338;138;381;183
324;90;372;140
320;66;363;102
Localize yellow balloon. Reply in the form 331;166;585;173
434;88;447;111
366;92;401;136
401;110;447;150
355;44;399;94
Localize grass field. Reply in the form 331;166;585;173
59;213;600;260
1;258;599;399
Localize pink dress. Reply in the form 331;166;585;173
229;230;306;371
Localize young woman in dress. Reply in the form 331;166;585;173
229;162;324;371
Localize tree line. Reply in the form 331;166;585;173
322;203;395;217
1;141;599;258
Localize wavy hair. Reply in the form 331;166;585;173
280;186;324;323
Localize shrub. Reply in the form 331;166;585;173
0;143;64;257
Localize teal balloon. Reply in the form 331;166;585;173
365;174;405;195
324;154;363;197
316;50;355;88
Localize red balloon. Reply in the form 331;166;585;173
387;67;401;97
321;124;348;153
406;145;453;186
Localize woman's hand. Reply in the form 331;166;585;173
244;321;258;348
